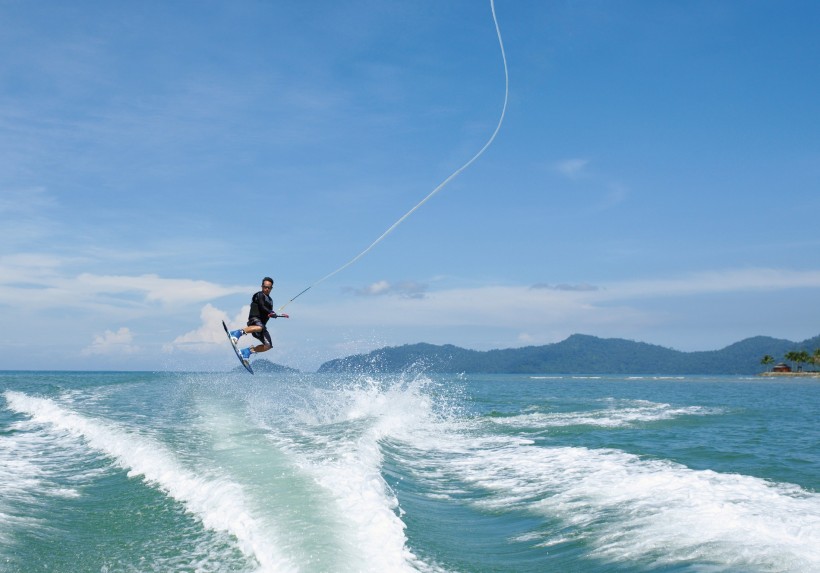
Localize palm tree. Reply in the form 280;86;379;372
785;350;810;372
811;348;820;372
761;355;775;372
785;351;800;371
798;350;810;372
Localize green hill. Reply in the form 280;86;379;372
233;358;300;374
317;333;820;375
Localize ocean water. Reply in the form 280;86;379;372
1;371;819;573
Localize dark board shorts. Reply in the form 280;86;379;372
246;317;272;347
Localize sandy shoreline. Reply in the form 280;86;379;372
758;371;820;378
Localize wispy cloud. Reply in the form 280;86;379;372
82;327;139;355
597;183;629;210
74;273;247;305
611;268;820;298
550;160;630;211
553;158;590;179
295;267;820;331
531;283;601;292
345;280;428;299
0;254;248;313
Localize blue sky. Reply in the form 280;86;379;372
2;0;819;371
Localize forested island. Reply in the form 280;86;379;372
760;348;820;375
233;359;299;374
316;333;820;375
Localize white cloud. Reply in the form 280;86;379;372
611;268;820;299
549;160;628;211
296;284;638;333
346;280;428;299
74;273;248;305
163;304;250;354
554;158;590;179
82;327;139;355
531;283;600;292
295;267;820;332
363;280;391;295
0;255;248;312
262;267;820;365
0;252;66;278
5;264;820;370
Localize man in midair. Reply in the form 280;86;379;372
229;276;287;360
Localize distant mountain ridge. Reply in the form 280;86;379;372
317;333;820;375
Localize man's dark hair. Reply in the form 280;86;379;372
262;276;274;285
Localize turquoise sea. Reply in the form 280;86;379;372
1;371;819;572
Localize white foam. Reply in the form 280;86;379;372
0;412;108;551
4;390;296;573
367;390;820;572
487;401;718;429
539;450;820;570
404;425;820;571
260;376;448;573
0;444;43;546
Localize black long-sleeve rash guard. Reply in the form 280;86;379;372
249;291;276;325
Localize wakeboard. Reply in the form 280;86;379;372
222;320;253;374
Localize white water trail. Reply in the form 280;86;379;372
258;376;450;573
389;409;820;573
4;390;296;573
